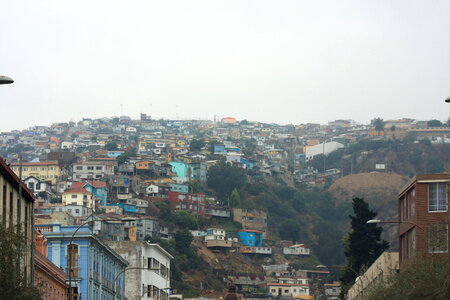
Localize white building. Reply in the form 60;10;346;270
267;283;309;298
107;241;173;300
205;228;226;241
305;141;344;161
283;244;311;256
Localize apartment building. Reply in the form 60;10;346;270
0;156;36;283
397;173;449;267
107;241;173;300
11;161;61;184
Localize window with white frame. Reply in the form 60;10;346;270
428;183;448;212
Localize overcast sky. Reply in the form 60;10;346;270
1;0;450;131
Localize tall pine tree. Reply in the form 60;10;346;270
340;197;389;295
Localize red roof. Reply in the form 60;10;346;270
63;188;91;195
72;181;106;189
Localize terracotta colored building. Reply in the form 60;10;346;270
398;173;449;268
34;230;68;299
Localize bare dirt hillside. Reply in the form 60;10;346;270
328;172;410;249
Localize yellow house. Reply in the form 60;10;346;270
11;161;61;184
62;188;94;211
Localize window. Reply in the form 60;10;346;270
87;166;94;170
96;166;102;170
71;195;77;199
76;166;82;170
67;244;79;277
9;191;13;228
23;167;28;171
408;228;416;257
428;224;448;253
40;167;45;171
428;183;448;212
2;185;6;224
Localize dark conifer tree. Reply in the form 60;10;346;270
340;197;389;296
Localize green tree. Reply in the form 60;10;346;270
189;139;205;152
278;219;301;242
340;198;389;295
371;118;385;133
207;161;247;201
0;223;42;299
174;229;194;253
229;188;241;208
172;211;199;230
104;142;118;151
427;119;443;127
117;147;137;164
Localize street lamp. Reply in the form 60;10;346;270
0;75;14;84
366;219;424;231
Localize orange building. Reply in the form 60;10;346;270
34;231;68;299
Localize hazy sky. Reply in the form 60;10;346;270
1;0;450;131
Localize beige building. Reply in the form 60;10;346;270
62;188;95;211
11;161;61;184
233;208;267;232
0;157;35;283
348;252;399;300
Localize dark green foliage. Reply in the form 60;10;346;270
104;142;118;151
156;202;172;221
0;223;42;299
278;219;304;242
367;253;450;300
189;139;205;152
340;198;389;294
117;147;137;164
172;211;199;230
427;119;443;127
207;161;247;201
229;188;241;207
371;118;385;132
425;156;444;173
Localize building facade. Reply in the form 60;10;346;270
347;252;399;300
107;241;173;300
34;230;68;300
0;157;35;283
397;174;449;267
11;161;61;184
36;223;128;300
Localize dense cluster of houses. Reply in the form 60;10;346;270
1;114;449;300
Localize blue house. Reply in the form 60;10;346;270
35;223;128;300
169;161;195;179
238;229;263;247
107;151;124;158
84;181;108;206
107;202;137;214
214;144;226;155
170;183;189;193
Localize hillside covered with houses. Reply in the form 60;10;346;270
1;115;450;298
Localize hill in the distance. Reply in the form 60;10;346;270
328;172;410;249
